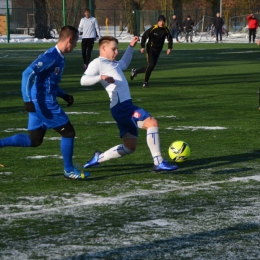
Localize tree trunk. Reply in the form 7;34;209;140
172;0;183;27
34;0;48;39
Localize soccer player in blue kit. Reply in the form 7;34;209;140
0;25;90;180
81;36;178;172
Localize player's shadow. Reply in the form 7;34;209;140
48;150;260;180
83;162;195;180
48;163;156;181
182;149;260;174
61;222;259;260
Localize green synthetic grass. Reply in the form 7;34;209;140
0;42;260;259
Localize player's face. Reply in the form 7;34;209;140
158;20;165;27
67;34;79;53
85;11;90;18
103;41;118;61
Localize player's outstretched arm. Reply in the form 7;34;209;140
130;36;139;47
119;36;139;70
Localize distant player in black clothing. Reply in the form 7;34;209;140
130;15;172;88
182;15;194;43
213;13;224;43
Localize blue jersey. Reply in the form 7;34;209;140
21;45;70;130
21;46;66;103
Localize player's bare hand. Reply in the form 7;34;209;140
140;48;145;53
101;75;115;83
256;39;260;45
130;36;139;47
166;49;171;55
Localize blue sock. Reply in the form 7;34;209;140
61;137;74;172
0;134;31;147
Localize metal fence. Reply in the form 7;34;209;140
0;8;260;39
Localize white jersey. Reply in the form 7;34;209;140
81;46;134;108
78;16;100;39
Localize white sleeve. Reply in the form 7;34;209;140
78;19;83;33
95;18;101;37
118;46;134;71
80;59;101;86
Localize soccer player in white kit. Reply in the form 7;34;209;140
78;8;101;70
81;36;178;172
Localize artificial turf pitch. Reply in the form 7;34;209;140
0;42;260;259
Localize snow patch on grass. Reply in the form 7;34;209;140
26;155;62;159
3;128;27;132
166;126;227;131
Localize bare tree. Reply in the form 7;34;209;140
34;0;49;38
122;0;148;35
172;0;183;26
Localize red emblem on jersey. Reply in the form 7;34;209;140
132;111;141;118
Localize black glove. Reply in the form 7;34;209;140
63;94;74;107
79;32;83;35
24;101;36;112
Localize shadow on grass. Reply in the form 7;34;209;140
180;150;260;174
47;162;187;181
48;150;260;179
62;223;260;260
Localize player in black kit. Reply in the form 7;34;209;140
130;15;173;88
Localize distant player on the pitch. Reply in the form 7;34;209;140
78;8;101;70
80;36;178;172
130;15;172;88
0;26;90;180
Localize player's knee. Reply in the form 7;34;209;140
148;63;156;70
54;122;75;138
29;128;45;147
122;134;137;152
124;143;136;153
143;117;159;129
61;128;75;138
30;136;44;147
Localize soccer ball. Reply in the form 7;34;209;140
168;140;190;162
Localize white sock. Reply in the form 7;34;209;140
147;127;163;165
98;144;134;163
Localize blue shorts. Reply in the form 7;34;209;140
111;99;151;138
28;100;69;130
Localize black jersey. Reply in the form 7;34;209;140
141;25;173;51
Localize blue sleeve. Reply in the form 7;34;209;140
56;85;66;98
119;46;134;70
21;66;35;102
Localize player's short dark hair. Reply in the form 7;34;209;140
59;25;78;41
84;8;90;12
99;36;118;47
158;15;166;22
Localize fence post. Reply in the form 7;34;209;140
89;0;93;15
6;0;10;43
202;15;204;32
62;0;66;26
114;9;116;37
134;10;140;36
